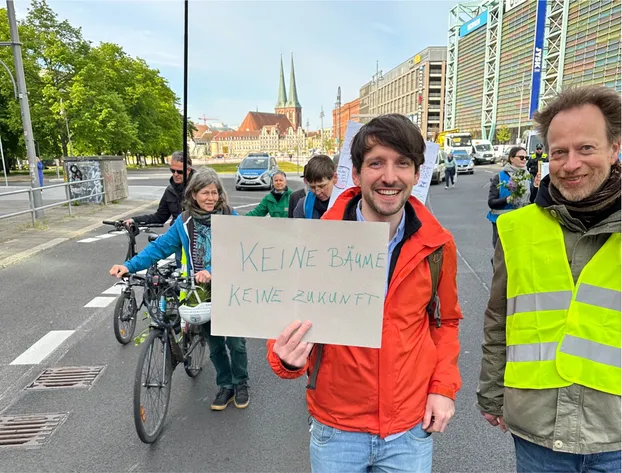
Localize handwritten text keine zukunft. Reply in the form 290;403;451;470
227;242;387;307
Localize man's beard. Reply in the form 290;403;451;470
551;167;610;202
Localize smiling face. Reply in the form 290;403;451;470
510;150;528;168
352;142;418;221
192;183;220;212
547;104;620;202
272;174;286;191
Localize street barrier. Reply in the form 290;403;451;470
0;177;106;225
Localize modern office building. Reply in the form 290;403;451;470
332;98;360;144
359;46;447;140
445;0;621;143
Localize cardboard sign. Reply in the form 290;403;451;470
210;215;389;348
329;120;440;209
539;162;549;179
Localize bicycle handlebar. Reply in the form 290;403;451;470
102;220;164;229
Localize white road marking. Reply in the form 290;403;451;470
95;234;116;239
233;202;261;209
77;237;99;243
102;285;124;295
10;330;75;365
110;230;126;235
84;296;117;308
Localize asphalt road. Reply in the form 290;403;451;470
0;166;515;473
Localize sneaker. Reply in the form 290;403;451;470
210;387;234;411
452;183;455;188
444;186;448;190
234;382;249;409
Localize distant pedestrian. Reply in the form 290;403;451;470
444;153;456;189
526;143;548;178
36;157;44;187
245;171;292;218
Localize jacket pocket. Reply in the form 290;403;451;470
406;422;432;442
310;417;338;445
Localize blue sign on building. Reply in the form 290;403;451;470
529;0;547;118
459;10;488;38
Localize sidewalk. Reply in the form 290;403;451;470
0;198;157;269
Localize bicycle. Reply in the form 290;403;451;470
102;220;166;345
132;268;210;444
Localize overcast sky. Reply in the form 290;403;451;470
19;0;454;130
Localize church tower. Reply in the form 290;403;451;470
275;53;302;130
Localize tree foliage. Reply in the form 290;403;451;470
0;0;182;172
496;125;511;144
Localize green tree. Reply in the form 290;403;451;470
496;124;511;144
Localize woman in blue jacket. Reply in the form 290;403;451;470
110;168;249;412
486;146;535;248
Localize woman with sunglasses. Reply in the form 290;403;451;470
486;146;533;249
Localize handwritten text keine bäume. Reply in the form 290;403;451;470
227;242;387;307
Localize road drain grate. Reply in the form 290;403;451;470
0;413;68;447
26;366;105;390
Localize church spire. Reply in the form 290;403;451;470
287;52;301;108
276;54;288;108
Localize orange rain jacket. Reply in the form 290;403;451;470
267;188;463;438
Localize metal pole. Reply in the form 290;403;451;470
7;0;43;218
0;136;7;186
60;98;73;156
336;86;341;153
182;0;189;188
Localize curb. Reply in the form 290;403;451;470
0;200;158;269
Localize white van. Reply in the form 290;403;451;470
471;139;495;164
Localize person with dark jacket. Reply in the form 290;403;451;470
292;155;336;219
288;164;307;218
487;146;534;249
125;151;194;226
245;171;292;218
526;144;548;177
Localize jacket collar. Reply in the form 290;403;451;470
324;187;451;250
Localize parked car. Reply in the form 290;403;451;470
470;139;496;164
235;153;279;191
431;149;446;185
451;149;475;174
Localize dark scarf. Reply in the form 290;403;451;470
539;162;621;228
314;196;329;217
271;186;289;203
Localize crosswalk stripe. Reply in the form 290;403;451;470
84;296;117;308
10;330;75;365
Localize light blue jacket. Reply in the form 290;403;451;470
124;210;238;275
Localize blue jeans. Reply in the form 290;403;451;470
309;417;433;473
514;435;621;473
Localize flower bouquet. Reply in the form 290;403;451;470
498;171;532;208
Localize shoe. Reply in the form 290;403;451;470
234;382;249;409
444;186;448;190
452;183;455;188
210;387;234;411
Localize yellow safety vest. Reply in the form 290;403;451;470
497;205;621;396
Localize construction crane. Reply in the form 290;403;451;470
197;114;219;125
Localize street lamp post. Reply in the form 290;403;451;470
515;71;528;145
59;98;73;156
4;0;43;217
371;60;384;118
319;107;324;150
0;136;7;186
335;87;341;153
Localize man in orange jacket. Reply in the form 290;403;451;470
267;114;462;473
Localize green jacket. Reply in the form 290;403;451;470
478;179;621;455
245;188;292;218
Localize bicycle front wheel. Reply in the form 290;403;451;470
113;292;137;345
184;326;206;378
133;329;173;443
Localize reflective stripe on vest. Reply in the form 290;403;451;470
497;205;621;395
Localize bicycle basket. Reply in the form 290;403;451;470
179;302;211;325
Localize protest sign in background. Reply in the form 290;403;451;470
211;215;389;348
328;120;440;209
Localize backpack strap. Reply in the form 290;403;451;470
426;246;444;328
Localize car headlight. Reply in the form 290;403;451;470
469;159;474;166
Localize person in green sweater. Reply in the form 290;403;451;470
245;170;292;218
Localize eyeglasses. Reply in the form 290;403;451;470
170;169;184;175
